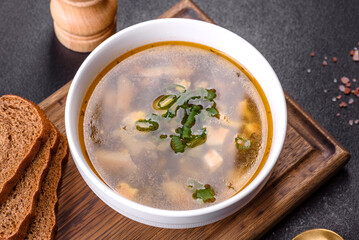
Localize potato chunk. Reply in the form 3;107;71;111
238;99;253;121
206;126;229;146
203;149;223;172
116;182;138;200
94;150;136;173
162;181;192;207
176;79;191;89
115;79;135;112
122;111;146;126
244;122;261;137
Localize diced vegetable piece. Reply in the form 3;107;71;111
170;135;185;153
94;150;136;172
109;79;135;112
123;111;146;126
244;122;261;136
163;181;192;206
203;149;223;172
135;119;159;132
235;136;251;150
178;79;191;89
238;99;254;121
206;126;229;146
115;182;138;200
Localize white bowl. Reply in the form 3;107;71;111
65;18;287;229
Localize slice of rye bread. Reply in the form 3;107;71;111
0;123;59;240
25;133;68;240
0;95;51;204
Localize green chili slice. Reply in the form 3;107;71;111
235;136;251;150
170;135;185;153
135;119;159;132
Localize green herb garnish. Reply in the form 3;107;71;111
135;119;159;132
160;134;167;139
188;180;216;203
235;136;251;150
186;134;207;148
205;89;216;101
153;95;177;110
170;135;185;153
135;84;220;153
206;106;219;118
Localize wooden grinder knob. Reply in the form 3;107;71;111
50;0;117;53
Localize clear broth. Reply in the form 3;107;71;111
79;41;273;210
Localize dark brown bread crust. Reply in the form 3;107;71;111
0;95;51;204
0;124;59;240
25;133;68;240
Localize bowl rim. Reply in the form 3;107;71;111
65;18;287;217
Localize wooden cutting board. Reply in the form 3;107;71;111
39;0;350;239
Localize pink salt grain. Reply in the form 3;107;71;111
339;101;348;108
339;85;345;92
341;77;350;84
353;50;359;61
322;60;328;66
349;120;354;126
344;88;351;95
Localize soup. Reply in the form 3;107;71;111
80;42;272;210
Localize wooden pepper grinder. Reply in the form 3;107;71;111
50;0;117;53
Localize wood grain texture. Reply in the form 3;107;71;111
50;0;117;53
39;0;350;239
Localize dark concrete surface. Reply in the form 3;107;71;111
0;0;358;239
